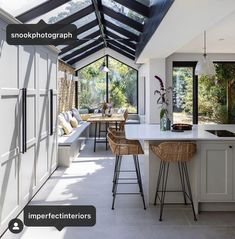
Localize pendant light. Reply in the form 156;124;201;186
99;47;110;73
195;31;216;76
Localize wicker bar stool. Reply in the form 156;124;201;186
109;109;128;132
107;132;146;210
151;142;197;221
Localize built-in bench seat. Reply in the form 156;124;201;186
126;114;140;125
58;109;90;167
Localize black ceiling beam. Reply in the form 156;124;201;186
107;40;135;56
113;0;150;18
105;20;139;42
92;0;107;47
59;30;100;55
56;5;94;25
16;0;71;23
67;44;104;65
62;40;101;61
75;19;98;36
54;20;98;47
101;5;143;32
136;0;174;59
106;29;136;50
108;43;135;60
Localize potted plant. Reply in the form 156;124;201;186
154;75;172;131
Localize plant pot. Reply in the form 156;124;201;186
160;115;167;131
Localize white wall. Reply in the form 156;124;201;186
138;59;166;124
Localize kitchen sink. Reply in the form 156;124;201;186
206;130;235;137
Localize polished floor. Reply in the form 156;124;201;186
3;140;235;239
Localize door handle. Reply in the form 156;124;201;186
229;145;232;149
24;88;27;153
50;89;53;136
20;88;27;154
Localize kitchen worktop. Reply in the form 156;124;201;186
125;124;235;141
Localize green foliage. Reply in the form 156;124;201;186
79;91;92;109
173;63;235;124
77;57;137;113
48;0;91;23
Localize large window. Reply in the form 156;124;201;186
172;62;235;124
173;66;193;124
77;56;138;113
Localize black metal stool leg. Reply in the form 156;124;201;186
178;162;187;205
98;122;101;138
134;155;146;210
94;122;97;152
182;162;197;221
112;155;118;191
159;162;170;221
113;156;122;195
112;156;122;210
106;122;108;150
154;161;164;205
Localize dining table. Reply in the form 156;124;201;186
87;113;125;152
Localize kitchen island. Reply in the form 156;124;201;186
125;124;235;213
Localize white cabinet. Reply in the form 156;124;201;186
200;143;234;201
0;14;58;235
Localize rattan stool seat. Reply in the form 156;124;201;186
151;142;196;162
108;132;144;155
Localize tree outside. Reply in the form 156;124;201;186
173;63;235;124
77;56;138;113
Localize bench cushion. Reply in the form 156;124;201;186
126;119;140;124
58;121;90;146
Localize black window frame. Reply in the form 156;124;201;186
172;61;198;124
75;54;139;114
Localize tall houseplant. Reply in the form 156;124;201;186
154;75;172;130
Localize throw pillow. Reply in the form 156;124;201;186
70;117;78;128
59;116;73;135
72;108;82;122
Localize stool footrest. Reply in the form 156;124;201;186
116;182;138;185
116;170;136;172
117;178;138;180
115;193;141;195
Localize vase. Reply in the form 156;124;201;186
160;114;167;131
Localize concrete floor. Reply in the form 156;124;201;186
3;140;235;239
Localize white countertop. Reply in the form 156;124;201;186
125;124;235;141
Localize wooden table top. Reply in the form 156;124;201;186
87;113;125;122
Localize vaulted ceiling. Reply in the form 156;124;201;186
15;0;173;65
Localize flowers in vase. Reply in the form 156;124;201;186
154;75;172;114
154;75;172;130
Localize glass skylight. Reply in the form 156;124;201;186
78;26;99;39
104;15;140;35
102;0;146;24
73;12;96;28
0;0;47;16
28;0;92;23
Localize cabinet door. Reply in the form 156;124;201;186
0;26;20;234
36;48;49;184
18;45;37;205
48;55;58;172
201;143;233;201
